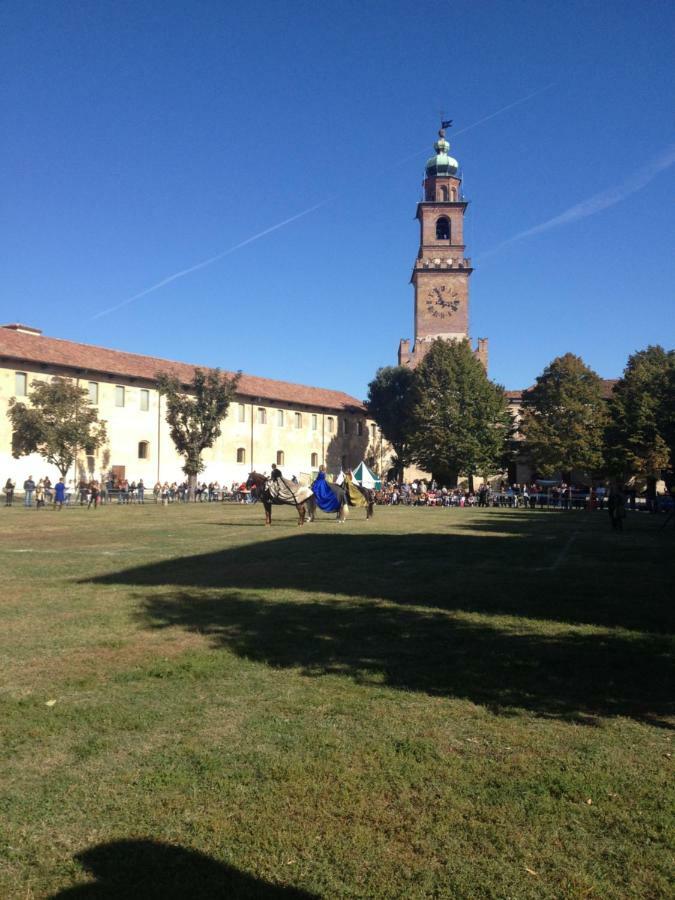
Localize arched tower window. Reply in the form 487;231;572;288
438;185;448;201
436;216;450;240
450;187;457;201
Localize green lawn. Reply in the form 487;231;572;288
0;502;673;898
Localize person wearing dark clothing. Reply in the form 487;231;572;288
608;485;626;532
4;478;15;506
270;463;282;482
23;477;35;507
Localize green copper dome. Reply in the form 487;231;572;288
426;131;458;175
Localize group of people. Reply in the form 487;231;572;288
4;475;82;509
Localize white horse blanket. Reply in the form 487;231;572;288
267;477;313;505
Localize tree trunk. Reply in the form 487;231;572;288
188;472;198;502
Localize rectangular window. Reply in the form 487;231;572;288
257;407;266;424
88;381;99;404
277;409;284;426
294;412;303;429
238;403;245;422
342;418;349;434
357;420;363;436
115;386;125;407
15;372;27;397
327;416;334;433
311;413;318;431
140;389;150;411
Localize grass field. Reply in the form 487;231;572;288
0;501;673;898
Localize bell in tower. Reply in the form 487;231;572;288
398;123;488;372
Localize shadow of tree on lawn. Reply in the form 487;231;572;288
87;525;674;724
134;588;673;725
91;527;675;634
50;839;318;899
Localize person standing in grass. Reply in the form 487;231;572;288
87;480;100;509
54;478;66;511
23;475;35;507
137;479;145;504
608;484;626;532
35;479;45;509
4;478;15;506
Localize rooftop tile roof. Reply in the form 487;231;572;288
506;380;618;403
0;326;366;413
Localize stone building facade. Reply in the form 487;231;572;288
0;323;388;487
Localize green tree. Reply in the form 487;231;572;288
157;367;240;499
520;353;607;478
605;345;674;486
408;339;512;487
366;365;416;479
8;377;107;477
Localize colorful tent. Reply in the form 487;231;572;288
351;461;382;491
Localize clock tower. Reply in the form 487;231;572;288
398;125;488;370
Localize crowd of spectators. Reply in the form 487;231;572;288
3;473;258;508
4;473;672;514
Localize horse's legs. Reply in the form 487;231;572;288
298;504;305;526
264;501;272;526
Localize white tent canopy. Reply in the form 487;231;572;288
351;460;382;490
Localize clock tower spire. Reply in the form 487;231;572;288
398;123;488;370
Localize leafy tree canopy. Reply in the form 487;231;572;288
408;339;512;486
8;377;107;477
157;367;240;493
521;353;607;477
605;345;674;482
366;365;416;478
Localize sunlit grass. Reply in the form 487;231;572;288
0;503;673;898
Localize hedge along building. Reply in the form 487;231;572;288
0;323;387;487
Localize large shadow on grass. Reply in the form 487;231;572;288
91;525;675;634
136;589;673;724
50;839;318;898
88;528;674;724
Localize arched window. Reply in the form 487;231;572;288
138;441;149;460
236;447;246;463
294;412;303;429
311;452;318;468
257;407;266;425
436;217;450;240
450;187;457;201
277;409;284;426
439;185;448;201
276;451;284;465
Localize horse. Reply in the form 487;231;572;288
306;477;374;523
246;472;315;526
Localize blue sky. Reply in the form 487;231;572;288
3;0;674;397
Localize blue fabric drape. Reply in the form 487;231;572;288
311;471;341;512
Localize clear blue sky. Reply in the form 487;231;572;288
3;0;674;397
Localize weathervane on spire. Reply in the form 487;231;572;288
439;112;453;138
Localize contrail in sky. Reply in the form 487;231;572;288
90;202;324;320
386;82;557;170
477;142;675;260
91;85;553;320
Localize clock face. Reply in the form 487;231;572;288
425;285;460;319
